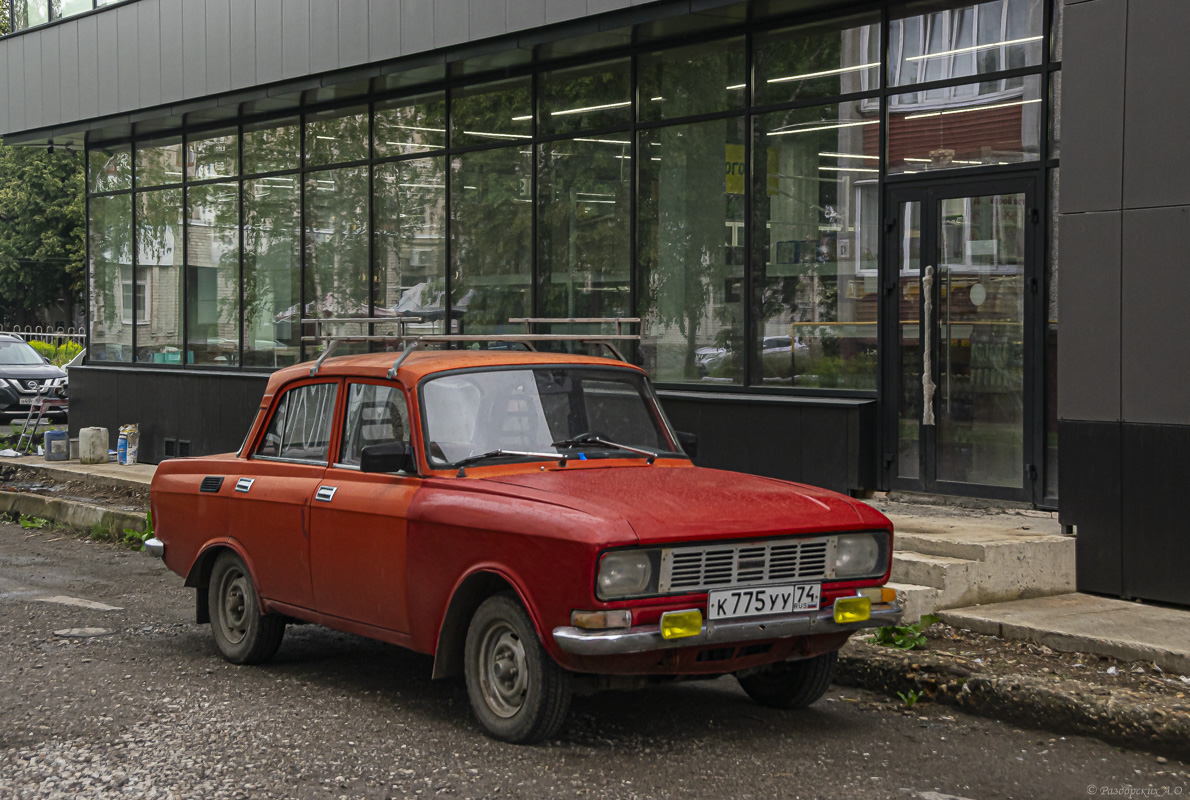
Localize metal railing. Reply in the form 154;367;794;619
0;325;87;346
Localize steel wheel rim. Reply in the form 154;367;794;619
217;566;250;645
478;620;528;718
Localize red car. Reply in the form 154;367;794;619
148;346;900;743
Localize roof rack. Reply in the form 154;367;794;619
301;317;641;377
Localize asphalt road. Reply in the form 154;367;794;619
0;523;1186;800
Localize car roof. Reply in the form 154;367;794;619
263;349;645;399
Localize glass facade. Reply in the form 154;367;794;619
83;0;1058;417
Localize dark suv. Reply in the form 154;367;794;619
0;335;68;419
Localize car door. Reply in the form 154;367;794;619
308;379;420;633
233;379;340;609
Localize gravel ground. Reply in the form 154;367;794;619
1;523;1188;800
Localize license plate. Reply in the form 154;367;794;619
17;397;36;405
707;583;821;620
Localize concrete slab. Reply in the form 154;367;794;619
942;593;1190;676
0;454;155;487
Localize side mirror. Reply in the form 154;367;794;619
676;431;698;459
360;441;417;474
43;357;51;365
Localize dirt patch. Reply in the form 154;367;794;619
0;464;148;513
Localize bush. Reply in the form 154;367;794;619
24;339;81;366
28;340;55;360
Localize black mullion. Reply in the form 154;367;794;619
628;47;638;360
83;131;92;363
1034;0;1055;501
443;85;453;340
298;113;307;360
181;132;189;370
877;1;891;488
237;119;245;370
743;30;756;387
884;160;1044;183
529;69;539;323
367;99;376;342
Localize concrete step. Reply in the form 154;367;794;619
886;582;940;625
891;551;976;591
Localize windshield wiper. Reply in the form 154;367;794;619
451;449;568;475
550;435;660;464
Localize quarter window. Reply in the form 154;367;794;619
255;383;338;463
339;383;411;467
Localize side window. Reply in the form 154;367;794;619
255;382;338;463
339;383;411;467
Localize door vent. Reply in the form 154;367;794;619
178;440;192;457
200;476;224;493
163;438;177;459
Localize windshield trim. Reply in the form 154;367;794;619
415;362;682;472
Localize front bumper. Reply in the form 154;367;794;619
553;602;901;656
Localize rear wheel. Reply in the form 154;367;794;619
463;592;572;743
208;551;285;665
735;651;837;709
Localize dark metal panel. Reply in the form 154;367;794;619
400;0;434;54
1061;420;1123;597
590;0;636;13
229;0;257;90
1122;0;1190;209
96;13;119;117
4;37;24;134
0;42;9;134
280;0;311;79
546;0;589;24
40;26;61;133
158;0;185;104
435;0;470;47
1121;421;1190;607
117;5;140;113
255;0;283;85
204;0;233;96
309;0;339;74
1057;211;1120;423
1121;205;1190;425
1060;0;1125;214
76;14;100;120
137;2;162;109
182;0;207;99
470;0;509;40
507;0;547;30
22;31;42;131
368;0;401;62
339;0;370;68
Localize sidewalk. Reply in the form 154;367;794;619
943;593;1190;675
0;452;155;487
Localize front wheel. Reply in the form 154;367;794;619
208;550;285;665
735;650;838;709
463;593;573;743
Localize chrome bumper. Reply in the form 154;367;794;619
552;602;902;656
144;538;165;558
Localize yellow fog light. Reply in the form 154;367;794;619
660;609;703;640
833;596;872;624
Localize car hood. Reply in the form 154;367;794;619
482;464;875;545
0;363;66;381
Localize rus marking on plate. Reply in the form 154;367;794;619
34;596;124;612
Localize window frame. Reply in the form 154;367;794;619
251;378;343;466
333;378;415;472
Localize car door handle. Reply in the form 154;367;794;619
315;485;338;502
235;477;255;493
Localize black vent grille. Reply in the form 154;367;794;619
200;476;224;493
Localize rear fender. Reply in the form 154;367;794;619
184;538;266;622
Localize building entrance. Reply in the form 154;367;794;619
884;176;1041;501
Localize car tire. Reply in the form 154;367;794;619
463;592;572;744
208;550;285;665
735;650;838;709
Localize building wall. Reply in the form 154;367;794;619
0;0;734;138
1059;0;1190;606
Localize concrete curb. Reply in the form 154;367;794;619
835;642;1190;760
0;490;147;535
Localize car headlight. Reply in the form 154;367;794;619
596;549;661;600
832;532;888;579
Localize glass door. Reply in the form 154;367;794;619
885;177;1038;500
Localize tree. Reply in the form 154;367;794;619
0;145;86;327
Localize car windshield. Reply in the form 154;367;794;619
0;340;46;366
421;367;679;468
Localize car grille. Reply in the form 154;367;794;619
659;537;831;594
